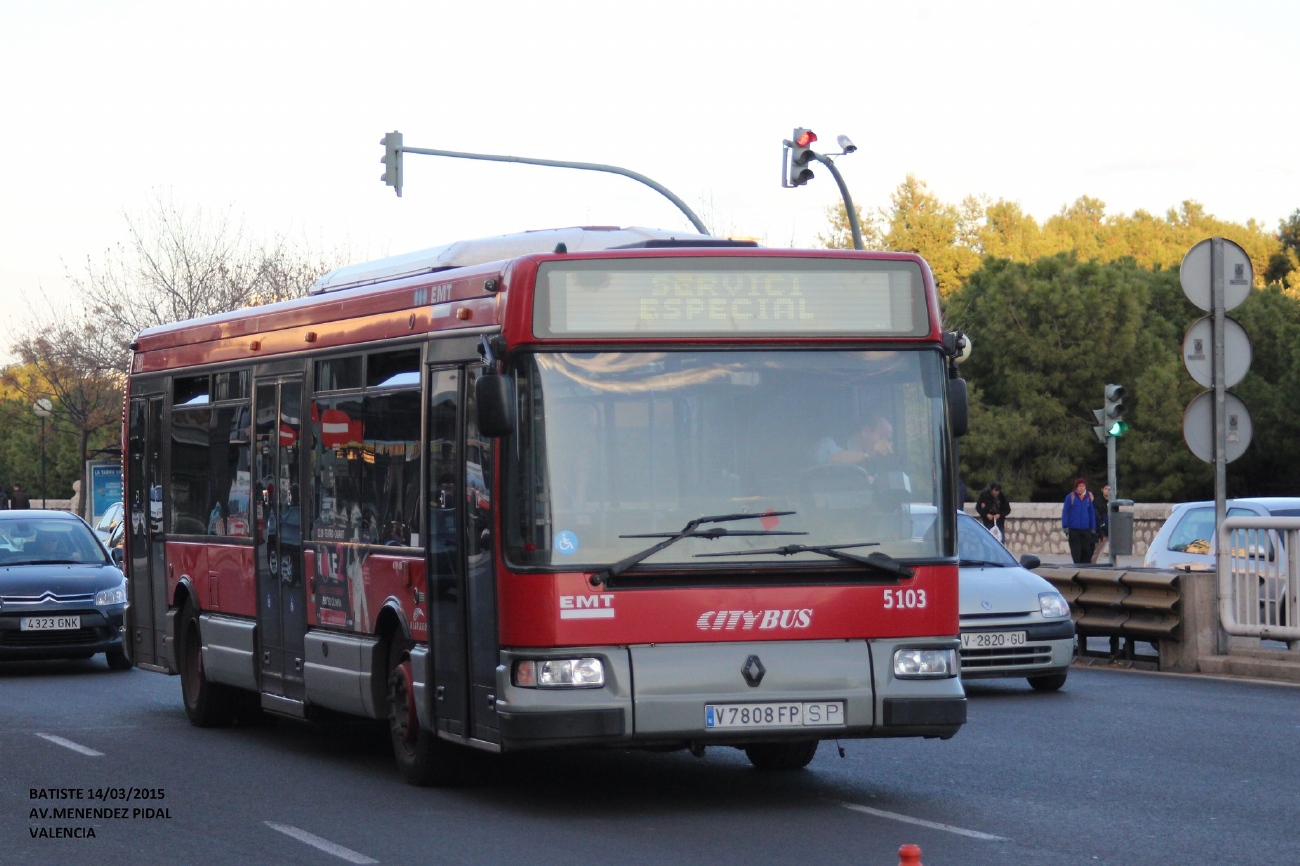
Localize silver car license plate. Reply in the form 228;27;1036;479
961;630;1026;649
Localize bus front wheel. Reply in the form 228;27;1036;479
386;638;467;787
744;739;819;771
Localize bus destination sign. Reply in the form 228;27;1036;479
534;258;927;338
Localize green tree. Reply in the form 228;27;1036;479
822;175;979;297
1226;283;1300;495
0;366;100;502
946;255;1203;501
1264;209;1300;290
881;176;981;298
976;200;1046;262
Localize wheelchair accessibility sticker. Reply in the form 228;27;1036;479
554;530;579;555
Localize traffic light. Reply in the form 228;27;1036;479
380;131;404;197
1104;384;1127;437
789;128;817;186
1091;408;1108;444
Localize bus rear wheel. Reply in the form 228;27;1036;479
744;739;819;771
386;638;467;787
177;601;235;727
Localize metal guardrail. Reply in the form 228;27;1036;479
1036;566;1182;639
1034;565;1181;664
1218;517;1300;642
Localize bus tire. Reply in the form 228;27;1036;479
744;739;819;771
1028;670;1068;692
177;602;235;727
386;638;467;787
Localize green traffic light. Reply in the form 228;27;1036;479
1107;421;1129;437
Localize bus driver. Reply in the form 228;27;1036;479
815;415;894;469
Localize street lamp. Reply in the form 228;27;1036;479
32;398;52;509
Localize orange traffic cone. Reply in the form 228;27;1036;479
898;844;922;866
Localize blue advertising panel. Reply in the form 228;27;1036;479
90;463;123;522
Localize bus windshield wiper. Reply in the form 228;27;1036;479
590;511;801;586
696;543;916;579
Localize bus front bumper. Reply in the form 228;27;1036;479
494;638;965;751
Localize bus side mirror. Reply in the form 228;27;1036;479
948;377;969;438
476;374;515;438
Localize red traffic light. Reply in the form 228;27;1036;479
794;129;817;148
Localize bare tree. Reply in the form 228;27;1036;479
69;191;344;370
7;193;346;493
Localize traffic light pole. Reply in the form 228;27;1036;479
812;153;864;251
391;141;709;236
1107;435;1118;568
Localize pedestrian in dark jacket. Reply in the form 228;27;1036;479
975;482;1011;538
1091;483;1111;563
1062;478;1096;563
10;484;31;509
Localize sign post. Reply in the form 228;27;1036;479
1179;237;1253;652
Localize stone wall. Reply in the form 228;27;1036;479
963;502;1173;558
17;499;73;513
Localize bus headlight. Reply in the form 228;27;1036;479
893;648;957;679
513;658;605;688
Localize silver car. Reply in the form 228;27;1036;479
92;501;124;543
1142;497;1300;571
957;512;1075;691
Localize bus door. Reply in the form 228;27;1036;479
254;377;306;702
126;396;166;670
427;365;500;743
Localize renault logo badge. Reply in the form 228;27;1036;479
741;655;766;687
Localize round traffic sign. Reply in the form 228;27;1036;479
1180;238;1253;312
1182;316;1252;388
1183;391;1253;464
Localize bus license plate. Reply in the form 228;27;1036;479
705;701;844;729
961;631;1026;649
21;616;81;631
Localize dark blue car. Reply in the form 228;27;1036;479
0;511;131;670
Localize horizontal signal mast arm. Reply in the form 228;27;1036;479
397;144;710;236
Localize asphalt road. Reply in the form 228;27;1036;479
1;658;1296;866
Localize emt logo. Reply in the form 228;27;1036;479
559;594;615;620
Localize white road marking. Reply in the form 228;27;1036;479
265;822;379;864
35;733;104;757
832;800;1008;841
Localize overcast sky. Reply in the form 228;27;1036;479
1;0;1296;350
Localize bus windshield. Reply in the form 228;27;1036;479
503;349;951;572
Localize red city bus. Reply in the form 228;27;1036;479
123;226;970;784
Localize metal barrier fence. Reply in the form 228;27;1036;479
1218;516;1300;643
1035;565;1178;661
